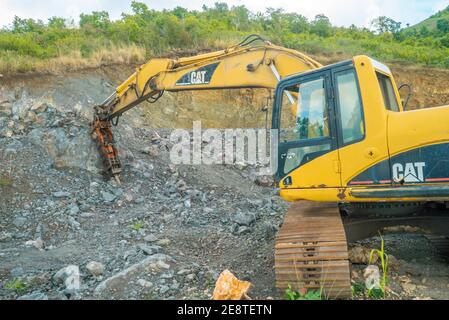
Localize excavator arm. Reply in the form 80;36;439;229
92;35;322;182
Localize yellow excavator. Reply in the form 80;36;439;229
92;35;449;299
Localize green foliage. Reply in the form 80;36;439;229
48;17;66;29
371;16;402;34
5;279;27;293
367;288;385;299
79;11;110;30
1;3;449;74
131;1;150;16
352;282;365;296
131;222;144;232
311;14;333;37
437;19;449;33
12;16;45;33
0;178;13;186
440;35;449;48
285;285;323;300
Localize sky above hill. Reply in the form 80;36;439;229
1;0;449;28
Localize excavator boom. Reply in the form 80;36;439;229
92;35;322;181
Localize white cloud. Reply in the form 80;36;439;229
0;0;448;28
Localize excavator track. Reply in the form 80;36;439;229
275;201;352;299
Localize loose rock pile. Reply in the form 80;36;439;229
0;92;286;300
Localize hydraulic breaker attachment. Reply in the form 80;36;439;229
91;106;122;184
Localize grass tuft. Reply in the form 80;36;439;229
0;178;13;187
131;222;144;232
5;279;27;294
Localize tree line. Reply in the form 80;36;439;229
1;1;449;73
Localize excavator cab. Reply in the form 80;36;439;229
273;56;449;298
273;55;449;203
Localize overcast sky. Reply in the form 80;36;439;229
1;0;449;28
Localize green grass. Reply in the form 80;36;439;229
4;279;27;294
0;178;13;186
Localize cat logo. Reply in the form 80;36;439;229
190;71;208;84
176;62;220;86
392;162;426;183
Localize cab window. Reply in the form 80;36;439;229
377;72;400;112
335;70;365;145
280;78;329;142
279;77;331;174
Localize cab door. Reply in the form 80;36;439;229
333;63;391;189
274;70;341;188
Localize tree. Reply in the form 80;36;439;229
371;16;402;34
287;13;309;34
419;25;430;37
79;11;110;30
202;2;229;15
229;5;250;31
172;6;188;20
265;8;284;30
311;14;332;37
131;1;149;16
440;34;449;48
436;19;449;34
12;16;44;33
213;2;229;14
48;17;66;29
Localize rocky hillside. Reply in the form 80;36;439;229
1;63;449;300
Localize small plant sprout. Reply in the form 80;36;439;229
368;234;389;299
131;222;144;232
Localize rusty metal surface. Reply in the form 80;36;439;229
275;201;352;299
91;111;122;183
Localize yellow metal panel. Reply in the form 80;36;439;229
337;56;390;186
154;49;317;91
282;150;342;189
388;105;449;156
